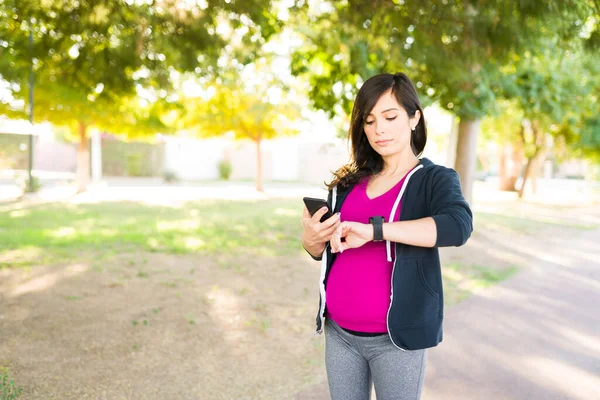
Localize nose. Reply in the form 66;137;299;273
375;122;384;136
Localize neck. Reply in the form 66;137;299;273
380;149;419;176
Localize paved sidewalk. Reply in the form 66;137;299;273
296;228;600;400
422;228;600;400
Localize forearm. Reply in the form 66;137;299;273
382;217;437;248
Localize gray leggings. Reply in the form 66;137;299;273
325;318;427;400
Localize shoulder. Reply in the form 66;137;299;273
420;163;460;183
417;164;463;201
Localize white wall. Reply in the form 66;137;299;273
33;134;77;173
264;137;299;181
162;135;352;184
297;140;350;185
164;137;227;180
228;140;272;181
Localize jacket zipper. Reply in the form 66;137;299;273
315;243;329;335
386;164;423;351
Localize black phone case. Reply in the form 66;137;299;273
303;197;332;223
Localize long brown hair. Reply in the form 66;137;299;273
327;72;427;190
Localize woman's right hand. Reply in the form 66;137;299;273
302;206;341;258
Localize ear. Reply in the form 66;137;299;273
410;110;421;130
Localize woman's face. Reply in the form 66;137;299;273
363;90;420;158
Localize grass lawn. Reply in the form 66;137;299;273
2;198;592;294
1;200;303;269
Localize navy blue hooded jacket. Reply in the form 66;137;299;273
310;157;473;351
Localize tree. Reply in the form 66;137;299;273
0;0;281;191
480;101;525;191
0;69;175;191
290;0;598;202
578;118;600;164
479;38;600;195
180;67;301;192
566;56;600;166
501;41;599;197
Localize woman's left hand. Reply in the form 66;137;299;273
331;221;374;253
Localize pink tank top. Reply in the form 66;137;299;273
325;174;408;333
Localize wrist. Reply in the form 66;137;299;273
369;216;385;242
303;239;324;253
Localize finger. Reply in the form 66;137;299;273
321;212;340;228
341;223;352;235
336;231;344;253
312;206;330;223
330;233;339;253
303;206;310;219
340;241;351;251
319;221;341;240
329;231;337;251
329;225;343;253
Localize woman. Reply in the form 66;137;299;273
301;72;473;400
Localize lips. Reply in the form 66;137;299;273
375;139;392;145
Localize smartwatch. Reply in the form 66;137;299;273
369;216;385;242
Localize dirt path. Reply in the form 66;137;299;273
421;226;600;400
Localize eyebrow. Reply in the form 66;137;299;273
367;108;399;116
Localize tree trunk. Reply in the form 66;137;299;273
518;120;544;199
445;117;459;168
519;150;543;199
255;137;263;192
498;146;510;191
454;118;480;204
530;149;546;196
498;143;522;191
531;164;537;195
478;152;489;175
76;121;90;193
518;155;536;199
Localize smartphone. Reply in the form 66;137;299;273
303;197;332;223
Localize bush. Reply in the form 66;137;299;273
0;368;22;400
126;153;143;177
163;170;178;183
218;159;232;180
15;174;41;193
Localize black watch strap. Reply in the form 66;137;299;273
369;216;385;242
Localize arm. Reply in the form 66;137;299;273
331;218;436;253
429;168;473;247
331;168;472;253
383;217;437;247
